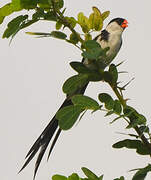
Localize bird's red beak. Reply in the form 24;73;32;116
121;19;128;28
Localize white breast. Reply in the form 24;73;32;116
96;32;122;65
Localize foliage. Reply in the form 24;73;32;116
1;0;151;180
52;165;151;180
52;167;104;180
0;0;109;47
131;164;151;180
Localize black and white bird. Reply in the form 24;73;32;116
20;17;128;178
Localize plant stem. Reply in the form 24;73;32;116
110;85;126;108
109;83;151;154
51;0;84;44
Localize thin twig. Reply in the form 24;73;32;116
51;0;84;44
109;83;151;154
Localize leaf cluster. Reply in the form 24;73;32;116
77;7;109;38
56;63;119;129
0;1;110;49
52;167;104;180
57;60;151;171
0;0;64;24
52;164;151;180
52;167;127;180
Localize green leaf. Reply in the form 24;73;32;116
69;33;79;44
98;93;114;110
70;62;103;82
82;167;99;180
54;0;64;9
52;174;67;180
123;106;136;117
72;95;100;110
11;0;22;11
37;0;52;10
62;74;88;95
89;7;103;31
101;11;110;21
98;93;112;103
44;11;57;21
56;21;62;30
88;13;94;30
93;15;103;31
82;48;103;60
126;114;146;128
50;31;67;39
109;64;118;84
20;19;39;29
92;7;101;17
82;40;103;60
68;173;80;180
77;12;84;23
99;175;104;180
83;40;101;50
126;120;140;129
65;17;77;29
113;139;151;155
123;106;146;128
0;3;13;16
87;72;103;82
38;0;51;9
20;0;37;9
3;15;28;38
7;14;28;27
77;12;90;33
113;100;122;115
137;114;147;125
32;8;45;19
56;105;84;130
0;3;14;24
132;164;151;180
70;62;92;74
103;71;113;83
0;16;5;24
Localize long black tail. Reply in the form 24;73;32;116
19;83;88;179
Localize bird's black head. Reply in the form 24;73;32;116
108;18;128;29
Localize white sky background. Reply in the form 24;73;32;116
0;0;151;180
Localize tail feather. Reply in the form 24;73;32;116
19;98;73;176
20;82;89;178
25;119;57;159
20;118;58;174
33;139;50;179
47;128;61;161
19;145;39;173
25;118;58;159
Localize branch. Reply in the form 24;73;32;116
51;0;84;44
109;83;151;154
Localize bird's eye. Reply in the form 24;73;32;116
121;19;128;28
